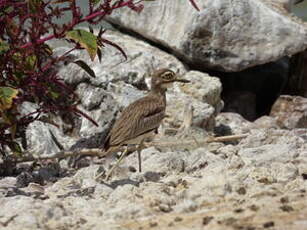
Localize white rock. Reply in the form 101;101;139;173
25;30;188;154
179;71;222;109
107;0;307;71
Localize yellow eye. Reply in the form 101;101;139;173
161;71;174;80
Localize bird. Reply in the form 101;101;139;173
98;68;190;180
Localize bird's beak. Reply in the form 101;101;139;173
172;76;190;83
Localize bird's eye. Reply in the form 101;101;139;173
161;72;174;80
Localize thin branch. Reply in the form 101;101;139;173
20;0;139;49
147;134;248;147
12;134;248;163
13;148;105;163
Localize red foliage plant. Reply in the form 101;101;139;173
0;0;199;157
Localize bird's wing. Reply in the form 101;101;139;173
105;96;165;148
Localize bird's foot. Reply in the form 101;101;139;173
95;146;129;181
94;166;107;181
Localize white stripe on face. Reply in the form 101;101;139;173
161;71;175;81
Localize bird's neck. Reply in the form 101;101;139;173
150;86;166;95
149;87;166;102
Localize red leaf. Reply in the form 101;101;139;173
189;0;200;11
100;37;127;60
72;107;99;127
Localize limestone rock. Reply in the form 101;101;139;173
179;71;223;110
166;93;215;130
163;71;223;132
107;0;307;71
251;115;279;129
215;112;252;135
270;95;307;129
1;127;307;230
57;30;187;87
22;100;76;155
25;30;187;155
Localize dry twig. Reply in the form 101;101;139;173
11;134;248;163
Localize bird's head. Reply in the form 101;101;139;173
151;68;190;90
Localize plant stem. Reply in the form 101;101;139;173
20;0;139;49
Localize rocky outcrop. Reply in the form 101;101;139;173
1;127;306;230
166;71;222;131
270;95;307;129
24;31;222;155
3;2;307;229
106;0;307;72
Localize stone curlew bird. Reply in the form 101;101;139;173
99;68;190;180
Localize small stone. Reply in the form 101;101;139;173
270;95;307;129
202;216;214;226
263;221;275;228
233;208;244;213
178;179;188;188
167;158;185;173
245;226;256;230
236;187;247;195
149;222;158;228
218;217;237;226
174;216;183;222
257;178;272;185
79;218;87;224
215;112;251;135
249;205;259;212
16;172;43;188
27;183;45;194
128;166;137;172
280;197;289;204
280;205;294;212
159;204;172;213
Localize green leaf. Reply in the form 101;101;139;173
8;141;22;156
25;55;37;70
0;6;13;17
66;29;98;61
28;0;43;13
50;91;60;99
0;40;9;55
73;60;96;78
89;0;100;5
0;87;19;112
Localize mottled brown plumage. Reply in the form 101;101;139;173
101;68;189;179
104;95;165;150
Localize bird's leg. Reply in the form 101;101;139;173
176;103;193;138
105;146;129;180
137;139;146;173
